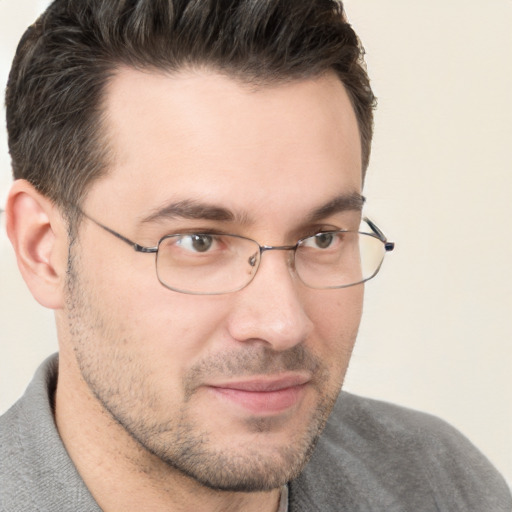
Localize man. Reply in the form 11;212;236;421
0;0;510;510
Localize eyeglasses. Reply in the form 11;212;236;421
79;211;394;295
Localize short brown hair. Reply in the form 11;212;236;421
6;0;376;213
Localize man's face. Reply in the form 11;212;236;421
62;68;364;491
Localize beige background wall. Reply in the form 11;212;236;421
1;0;511;484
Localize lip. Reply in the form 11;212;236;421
207;374;311;415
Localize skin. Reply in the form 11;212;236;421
7;68;364;512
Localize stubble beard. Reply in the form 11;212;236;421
64;250;347;492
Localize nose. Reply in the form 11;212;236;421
226;249;314;351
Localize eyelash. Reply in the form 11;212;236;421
169;227;231;236
303;225;346;237
160;224;348;241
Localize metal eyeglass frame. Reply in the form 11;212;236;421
78;210;395;294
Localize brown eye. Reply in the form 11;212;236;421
191;234;213;252
311;232;335;249
177;234;214;253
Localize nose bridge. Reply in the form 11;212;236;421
258;243;297;271
260;243;297;253
228;244;313;351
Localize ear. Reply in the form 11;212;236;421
6;179;69;310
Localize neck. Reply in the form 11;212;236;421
54;350;282;512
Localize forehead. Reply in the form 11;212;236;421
87;67;362;228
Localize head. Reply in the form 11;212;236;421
5;0;377;496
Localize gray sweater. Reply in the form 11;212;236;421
1;355;510;511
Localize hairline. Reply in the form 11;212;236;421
71;63;365;222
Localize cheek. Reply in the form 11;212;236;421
105;286;233;374
305;285;364;365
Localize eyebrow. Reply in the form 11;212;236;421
140;199;250;225
305;192;366;223
139;192;365;226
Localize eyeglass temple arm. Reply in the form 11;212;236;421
364;217;395;252
77;209;394;255
80;210;158;253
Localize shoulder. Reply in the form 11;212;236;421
0;355;100;512
289;392;512;512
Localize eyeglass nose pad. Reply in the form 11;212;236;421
288;248;297;271
248;252;258;268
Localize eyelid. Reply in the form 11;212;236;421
306;211;362;233
160;225;354;245
164;228;232;237
302;225;347;237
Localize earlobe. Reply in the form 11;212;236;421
6;180;68;310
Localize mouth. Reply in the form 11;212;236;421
206;374;311;415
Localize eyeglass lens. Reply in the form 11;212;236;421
155;231;387;295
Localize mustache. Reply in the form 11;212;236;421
183;344;327;399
